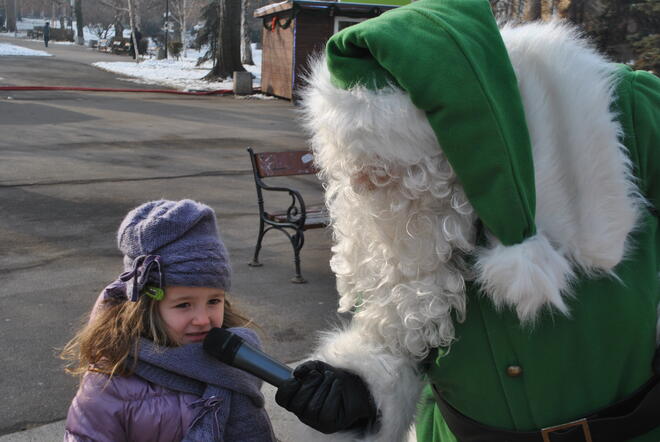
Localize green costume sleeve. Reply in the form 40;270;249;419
616;69;660;210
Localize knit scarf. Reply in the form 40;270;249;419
128;327;274;442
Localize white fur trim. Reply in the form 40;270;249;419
407;426;418;442
471;20;643;321
299;20;642;351
476;233;575;321
292;324;424;442
501;21;642;275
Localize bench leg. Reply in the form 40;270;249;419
249;219;265;267
290;229;306;284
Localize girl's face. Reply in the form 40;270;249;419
158;286;225;345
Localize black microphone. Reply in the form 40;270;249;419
203;327;293;387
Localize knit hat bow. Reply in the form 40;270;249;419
102;254;164;302
103;199;231;303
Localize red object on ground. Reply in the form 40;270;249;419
0;86;261;96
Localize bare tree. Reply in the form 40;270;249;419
169;0;202;57
524;0;542;20
74;0;84;44
90;22;113;39
82;0;116;39
6;0;17;32
490;0;529;21
96;0;141;57
241;0;253;65
17;0;51;17
196;0;245;80
126;0;140;61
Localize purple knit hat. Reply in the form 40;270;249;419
116;199;231;296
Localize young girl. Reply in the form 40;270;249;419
61;199;276;442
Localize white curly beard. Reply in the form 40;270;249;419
300;61;478;359
326;157;477;359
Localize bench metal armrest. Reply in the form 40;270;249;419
257;183;308;227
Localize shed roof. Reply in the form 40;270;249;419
254;0;398;18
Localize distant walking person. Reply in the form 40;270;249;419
43;22;50;48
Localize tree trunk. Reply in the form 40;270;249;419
556;0;572;19
114;16;124;41
180;0;186;57
164;0;169;58
204;0;244;80
509;0;525;20
567;0;587;23
74;0;84;44
127;0;139;62
524;0;543;20
241;0;253;65
133;0;141;29
6;0;17;32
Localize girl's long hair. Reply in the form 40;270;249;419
60;292;252;379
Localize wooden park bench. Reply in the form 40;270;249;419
111;38;131;55
247;147;330;283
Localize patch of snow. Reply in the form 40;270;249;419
0;43;52;57
92;46;262;92
235;93;276;100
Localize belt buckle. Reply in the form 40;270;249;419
541;418;592;442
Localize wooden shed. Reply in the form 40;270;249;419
254;0;399;100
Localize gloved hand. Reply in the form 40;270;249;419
275;360;379;434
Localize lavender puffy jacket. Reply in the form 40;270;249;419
64;370;200;442
64;330;275;442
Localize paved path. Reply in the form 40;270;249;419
0;35;164;89
0;35;341;440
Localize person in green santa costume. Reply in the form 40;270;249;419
273;0;660;441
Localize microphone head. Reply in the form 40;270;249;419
203;327;244;364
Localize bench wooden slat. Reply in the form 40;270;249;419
255;151;318;177
267;206;329;228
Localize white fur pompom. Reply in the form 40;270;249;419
476;234;575;322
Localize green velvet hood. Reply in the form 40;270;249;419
326;0;536;247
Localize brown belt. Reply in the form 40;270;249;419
432;372;660;442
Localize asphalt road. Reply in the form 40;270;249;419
0;37;340;435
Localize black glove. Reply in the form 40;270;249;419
275;360;379;434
